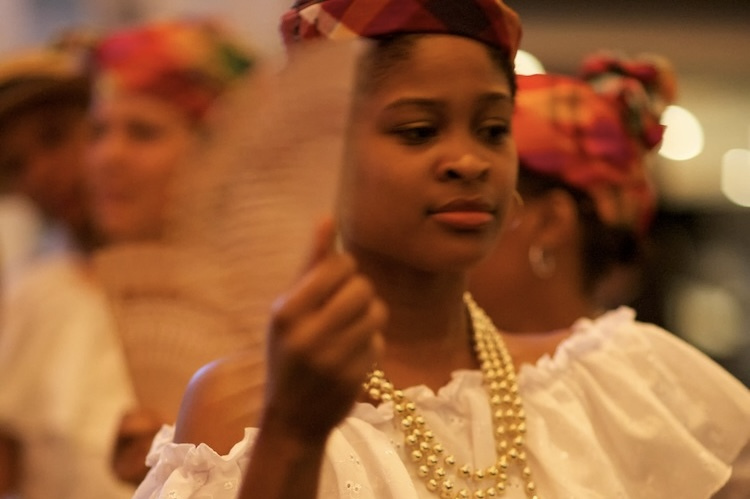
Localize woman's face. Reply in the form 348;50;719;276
339;35;518;273
2;106;90;231
86;91;196;243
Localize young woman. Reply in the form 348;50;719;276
468;59;750;496
137;1;529;498
135;4;749;499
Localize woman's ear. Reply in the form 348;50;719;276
529;188;579;248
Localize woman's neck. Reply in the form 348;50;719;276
479;260;599;334
354;250;479;391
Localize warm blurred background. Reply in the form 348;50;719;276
1;0;748;384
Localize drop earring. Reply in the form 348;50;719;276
508;191;524;230
528;245;556;279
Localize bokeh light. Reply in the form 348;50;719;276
721;148;750;207
514;50;545;76
658;105;704;161
670;280;745;357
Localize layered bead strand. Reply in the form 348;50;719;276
363;294;538;499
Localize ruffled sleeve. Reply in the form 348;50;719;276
519;307;750;499
134;425;256;499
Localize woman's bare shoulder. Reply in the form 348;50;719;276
173;349;266;455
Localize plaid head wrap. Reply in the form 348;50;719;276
280;0;521;60
514;55;676;233
92;18;255;123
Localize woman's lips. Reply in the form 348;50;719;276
429;199;496;230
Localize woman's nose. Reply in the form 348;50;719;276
437;153;491;183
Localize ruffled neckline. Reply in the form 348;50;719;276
518;306;636;386
352;307;637;423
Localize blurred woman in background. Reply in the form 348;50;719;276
0;18;255;497
86;17;257;486
469;54;673;334
468;55;749;496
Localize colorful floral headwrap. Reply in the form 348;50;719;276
91;19;255;123
280;0;522;60
514;54;676;233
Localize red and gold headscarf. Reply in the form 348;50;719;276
280;0;522;59
514;55;676;233
91;18;255;123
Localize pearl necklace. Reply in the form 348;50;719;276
363;293;539;499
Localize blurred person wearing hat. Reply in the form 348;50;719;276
0;44;96;286
468;55;749;497
0;41;113;498
0;18;256;498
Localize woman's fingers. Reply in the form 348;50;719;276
324;298;387;381
261;220;388;441
301;291;387;377
262;293;386;441
285;273;376;351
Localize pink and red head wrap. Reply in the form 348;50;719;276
91;18;255;123
514;54;676;233
280;0;522;60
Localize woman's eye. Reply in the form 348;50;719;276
392;125;439;145
477;122;510;145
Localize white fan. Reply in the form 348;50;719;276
95;41;358;422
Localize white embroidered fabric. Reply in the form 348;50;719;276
134;307;750;499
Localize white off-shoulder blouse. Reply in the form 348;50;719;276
135;308;750;499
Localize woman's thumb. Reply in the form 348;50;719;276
300;216;338;274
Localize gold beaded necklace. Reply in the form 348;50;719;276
363;293;539;499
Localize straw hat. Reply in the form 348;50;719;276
0;47;89;127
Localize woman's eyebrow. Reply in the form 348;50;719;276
381;92;512;115
383;98;444;113
476;92;513;107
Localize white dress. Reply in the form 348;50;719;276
0;253;136;499
135;308;750;499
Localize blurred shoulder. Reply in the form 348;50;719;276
173;350;265;455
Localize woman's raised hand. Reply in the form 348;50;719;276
261;217;387;442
